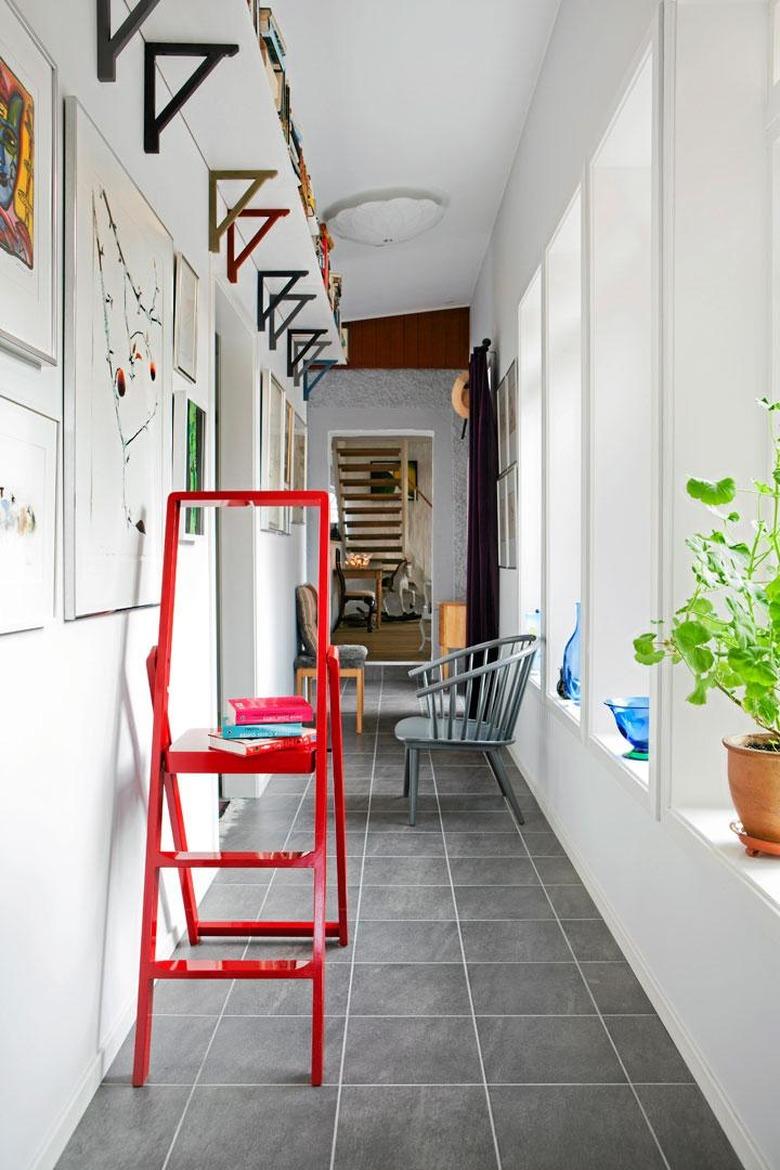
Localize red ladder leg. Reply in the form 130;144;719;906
310;738;328;1086
327;649;349;947
132;756;165;1087
163;773;200;945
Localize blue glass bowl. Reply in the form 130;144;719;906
604;697;649;760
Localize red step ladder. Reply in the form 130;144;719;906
132;490;347;1088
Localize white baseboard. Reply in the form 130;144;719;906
28;917;186;1170
509;742;771;1170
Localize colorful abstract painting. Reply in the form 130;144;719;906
185;398;205;536
0;53;33;270
65;99;172;618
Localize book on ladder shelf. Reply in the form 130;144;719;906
208;694;314;756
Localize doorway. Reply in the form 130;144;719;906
330;433;433;664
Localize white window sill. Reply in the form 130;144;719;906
545;691;582;731
587;731;651;811
670;807;780;918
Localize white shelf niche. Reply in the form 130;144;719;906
545;191;583;719
518;267;544;685
588;46;657;784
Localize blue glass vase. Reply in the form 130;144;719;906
604;697;650;760
561;603;582;704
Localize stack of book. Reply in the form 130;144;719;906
208;695;314;756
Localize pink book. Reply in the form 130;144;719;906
224;695;313;726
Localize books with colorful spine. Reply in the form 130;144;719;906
207;730;315;757
223;695;313;726
220;722;305;740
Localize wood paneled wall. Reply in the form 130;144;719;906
344;307;469;369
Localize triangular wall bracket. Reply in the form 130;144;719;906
226;209;289;283
258;270;316;350
97;0;162;82
209;170;277;253
144;42;239;154
287;328;328;382
303;360;339;401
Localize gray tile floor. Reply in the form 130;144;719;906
57;667;743;1170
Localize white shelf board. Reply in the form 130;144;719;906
140;0;343;359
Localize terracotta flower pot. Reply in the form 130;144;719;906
723;733;780;844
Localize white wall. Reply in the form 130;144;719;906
471;2;778;1168
0;4;307;1168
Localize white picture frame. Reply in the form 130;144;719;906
0;394;56;632
506;359;518;468
291;411;307;525
260;368;287;534
173;252;198;383
64;98;173;618
505;463;517;569
497;471;507;568
0;0;58;366
496;369;508;473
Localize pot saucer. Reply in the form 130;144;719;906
730;821;780;858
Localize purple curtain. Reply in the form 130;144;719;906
466;341;499;647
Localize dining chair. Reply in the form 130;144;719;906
334;547;377;632
394;635;537;824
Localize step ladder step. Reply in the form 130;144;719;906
152;958;314;980
198;920;343;938
158;850;315;868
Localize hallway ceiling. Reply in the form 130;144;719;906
272;0;561;322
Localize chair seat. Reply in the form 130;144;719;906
296;644;368;670
394;715;507;748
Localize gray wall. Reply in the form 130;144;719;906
307;369;468;643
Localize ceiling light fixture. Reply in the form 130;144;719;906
325;188;447;248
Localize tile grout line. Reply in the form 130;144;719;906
429;751;504;1170
158;772;315;1170
506;774;674;1170
328;666;385;1170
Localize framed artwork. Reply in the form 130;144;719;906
64;98;173;618
505;464;517;569
506;360;518;468
497;472;507;569
291;411;307;524
173;252;198;383
370;459;417;501
184;398;206;538
0;0;57;365
259;368;286;534
284;398;294;488
0;395;56;633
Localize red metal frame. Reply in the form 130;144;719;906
226;208;289;283
132;491;346;1088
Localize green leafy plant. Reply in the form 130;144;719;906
634;399;780;747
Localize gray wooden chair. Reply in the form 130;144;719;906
394;635;537;825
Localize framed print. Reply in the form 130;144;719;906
0;395;56;632
284;398;294;487
497;472;507;568
184;398;206;538
64;98;173;618
174;252;198;382
260;368;286;533
506;360;518;468
291;411;307;524
0;0;57;365
496;371;508;473
505;465;517;569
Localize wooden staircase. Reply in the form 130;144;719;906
334;440;409;573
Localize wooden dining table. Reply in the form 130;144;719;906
343;565;384;626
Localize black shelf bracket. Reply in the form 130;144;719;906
97;0;162;82
258;270;316;350
303;359;339;401
144;42;239;154
287;328;328;382
208;170;276;253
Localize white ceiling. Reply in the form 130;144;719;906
272;0;561;322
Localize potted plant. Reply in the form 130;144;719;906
634;399;780;848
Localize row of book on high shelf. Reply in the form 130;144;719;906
245;2;344;332
208;695;315;756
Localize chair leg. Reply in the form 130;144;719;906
486;750;525;826
407;747;420;826
295;668;304;698
403;748;410;797
355;668;364;735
